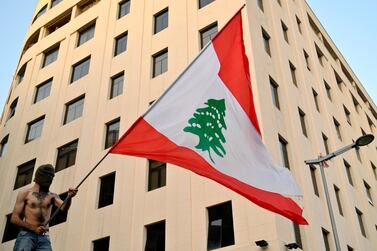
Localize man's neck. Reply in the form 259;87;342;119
31;183;48;193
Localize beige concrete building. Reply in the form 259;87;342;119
0;0;376;250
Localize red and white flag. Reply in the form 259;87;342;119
110;9;307;224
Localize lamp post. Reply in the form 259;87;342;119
304;134;374;251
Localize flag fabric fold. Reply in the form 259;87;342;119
110;9;307;225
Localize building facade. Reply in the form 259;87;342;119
0;0;376;250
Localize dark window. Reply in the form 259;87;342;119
289;61;298;86
14;159;36;189
145;221;165;251
51;0;63;8
344;106;351;125
310;165;319;196
262;28;271;56
281;21;289;43
296;16;302;34
322;133;330;155
207;201;235;250
77;23;95;47
148;160;166;191
7;98;18;121
152;49;168;77
352;94;360;113
2;214;19;243
0;135;9;157
333;118;342;141
200;23;218;49
344;160;353;186
312;89;320;112
372;162;377;180
298;108;307;137
364;180;373;205
154;9;168;34
64;96;84;124
93;236;110;251
322;228;330;251
303;49;310;71
199;0;215;8
324;81;332;101
56;140;78;172
26;116;45;143
17;63;27;84
334;185;343;216
269;76;280;109
114;32;128;56
49;192;68;227
118;0;130;19
105;119;120;149
42;46;59;68
98;172;116;208
316;45;324;66
34;78;52;103
334;70;343;91
257;0;264;11
293;223;303;249
33;4;47;23
71;56;91;83
347;245;354;251
279;135;290;169
110;72;124;99
356;208;367;237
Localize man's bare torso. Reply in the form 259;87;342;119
23;189;56;227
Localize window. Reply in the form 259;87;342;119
154;9;168;34
352;94;360;113
77;22;95;47
367;116;374;133
118;0;130;19
110;72;124;99
322;228;330;251
303;49;310;70
269;76;280;109
200;23;218;49
71;56;91;83
152;49;168;77
26;116;45;143
7;98;18;121
312;89;320;112
17;63;27;84
49;192;68;227
262;28;271;56
93;236;110;251
45;10;71;35
105;119;120;149
98;172;116;208
34;78;52;103
372;162;377;180
51;0;63;8
364;180;373;205
298;108;307;137
310;165;319;196
344;160;353;186
148;160;166;191
293;223;303;249
199;0;215;8
145;221;165;251
296;16;302;34
334;185;343;216
322;133;330;155
333;118;342;141
334;70;343;91
344;106;351;125
33;4;47;23
281;21;289;43
289;61;298;86
56;140;78;172
64;96;84;124
42;46;59;68
278;135;290;169
316;45;324;66
0;135;9;157
77;0;99;15
114;32;128;56
324;81;332;101
14;159;36;189
2;214;19;243
257;0;264;11
356;208;367;237
207;201;235;250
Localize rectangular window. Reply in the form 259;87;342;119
77;22;95;47
152;49;168;77
262;28;271;56
269;76;280;109
110;72;124;99
118;0;130;19
344;160;353;186
334;185;343;216
281;21;289;43
56;140;78;172
303;49;310;71
42;46;59;68
344;106;351;125
199;0;215;8
98;172;116;208
289;61;298;86
105;119;120;149
324;81;332;101
51;0;63;8
207;201;235;250
299;108;307;137
364;180;373;205
26;116;45;143
14;159;36;189
310;165;319;196
114;32;128;56
293;223;303;249
71;56;91;83
322;133;330;155
1;214;19;243
279;135;290;169
33;4;47;23
0;135;9;157
7;98;18;121
145;221;165;251
257;0;264;11
34;78;52;103
356;208;367;237
322;228;330;251
200;23;218;49
296;16;302;34
17;63;27;84
148;160;166;191
333;118;342;141
93;236;110;251
64;96;84;124
312;89;320;112
154;9;168;34
49;192;68;227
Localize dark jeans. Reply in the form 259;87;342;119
13;230;52;251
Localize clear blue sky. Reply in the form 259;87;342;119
0;1;376;111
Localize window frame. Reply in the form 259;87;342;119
153;8;169;34
64;95;85;125
25;116;45;143
114;32;128;56
42;45;60;68
70;56;91;83
105;118;120;149
55;139;78;172
152;48;168;77
34;78;53;103
14;159;36;190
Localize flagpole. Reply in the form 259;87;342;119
44;151;111;226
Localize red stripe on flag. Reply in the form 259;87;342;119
212;12;261;135
110;118;308;225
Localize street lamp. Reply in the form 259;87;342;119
304;134;374;251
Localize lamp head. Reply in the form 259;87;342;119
355;134;374;147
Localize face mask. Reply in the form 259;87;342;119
34;164;55;190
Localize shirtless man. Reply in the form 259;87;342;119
10;164;78;251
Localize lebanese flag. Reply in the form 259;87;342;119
110;9;308;224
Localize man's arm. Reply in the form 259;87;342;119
54;188;78;212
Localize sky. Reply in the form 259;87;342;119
0;1;376;112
